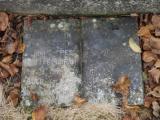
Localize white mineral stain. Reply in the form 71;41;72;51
50;23;56;28
25;100;31;106
92;19;97;23
58;22;69;31
55;64;81;105
122;42;127;46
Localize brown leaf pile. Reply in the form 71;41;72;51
139;14;160;119
74;95;87;107
113;75;151;120
0;13;24;107
32;105;47;120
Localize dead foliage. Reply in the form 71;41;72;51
138;14;160;119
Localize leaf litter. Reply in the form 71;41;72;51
1;12;160;120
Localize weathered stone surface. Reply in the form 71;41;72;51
81;17;143;105
0;0;159;15
21;19;81;107
22;17;143;107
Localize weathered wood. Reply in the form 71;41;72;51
0;0;159;15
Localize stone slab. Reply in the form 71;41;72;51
21;19;81;107
22;17;144;107
81;17;143;105
0;0;159;15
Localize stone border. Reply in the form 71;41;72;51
0;0;159;15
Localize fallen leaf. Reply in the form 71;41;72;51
0;62;18;76
17;41;26;53
143;61;155;69
143;41;151;50
74;95;87;107
124;105;141;120
112;75;131;96
14;82;21;88
138;107;152;120
32;105;47;120
122;115;133;120
154;59;160;68
7;88;20;107
0;12;9;31
144;96;155;108
148;86;160;97
0;67;10;78
152;15;160;28
1;55;12;64
138;24;154;38
13;59;22;67
129;38;141;53
149;36;160;50
152;49;160;55
6;40;18;54
152;101;160;117
142;51;157;63
30;91;39;103
149;68;160;83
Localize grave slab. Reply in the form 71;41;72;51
81;17;143;105
22;19;81;107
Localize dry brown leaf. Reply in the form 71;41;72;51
17;41;26;54
6;40;19;54
74;95;87;107
152;49;160;55
138;24;154;38
1;55;12;64
112;75;131;96
152;15;160;28
149;68;160;83
138;108;152;120
122;115;133;120
7;88;20;107
144;96;155;108
13;59;22;67
143;61;155;69
0;12;9;31
0;67;9;78
30;91;39;103
148;86;160;97
14;82;21;88
142;51;157;63
149;36;160;50
154;59;160;68
143;41;151;50
32;105;47;120
0;62;19;76
152;101;160;117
